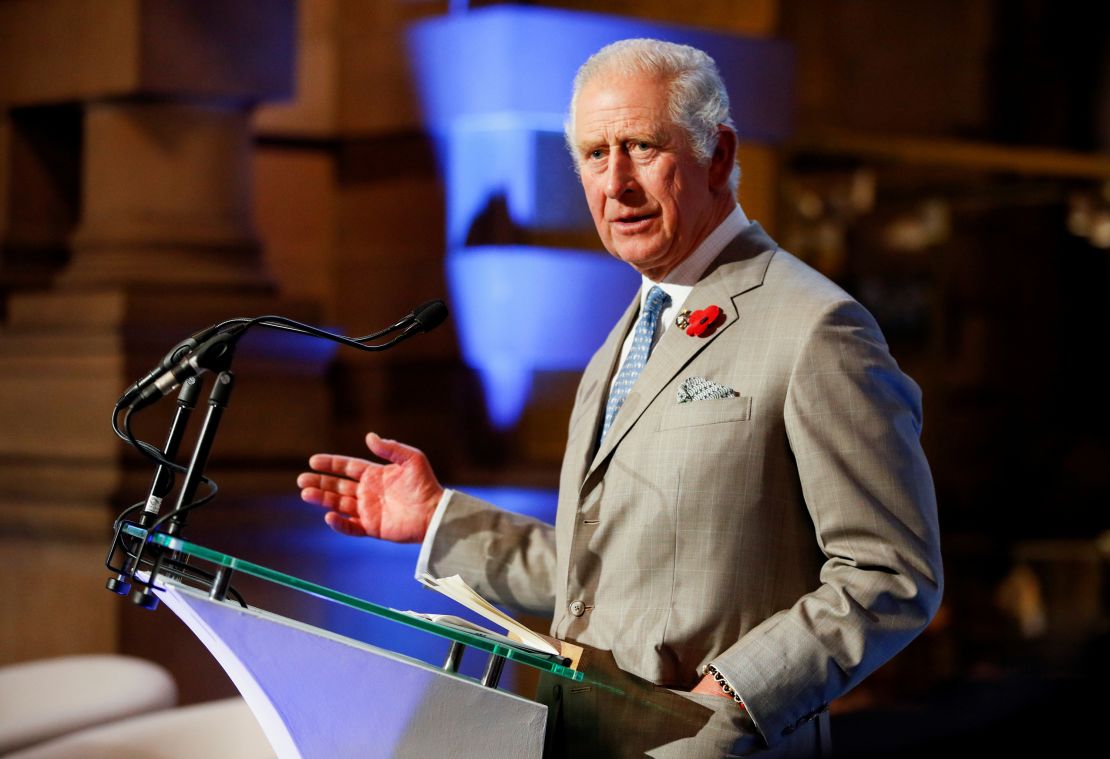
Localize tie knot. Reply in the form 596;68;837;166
644;285;670;318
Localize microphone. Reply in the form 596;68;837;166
129;329;243;411
409;299;448;333
117;321;247;408
349;299;449;344
119;300;447;410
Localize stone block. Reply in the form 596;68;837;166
253;148;336;305
0;0;295;106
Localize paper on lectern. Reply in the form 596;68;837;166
416;574;561;656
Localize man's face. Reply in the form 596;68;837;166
572;72;724;281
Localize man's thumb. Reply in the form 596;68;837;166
365;432;414;464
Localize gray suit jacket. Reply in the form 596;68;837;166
426;222;943;747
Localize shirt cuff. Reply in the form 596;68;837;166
414;487;455;580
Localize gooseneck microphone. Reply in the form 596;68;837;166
346;298;449;342
104;298;449;610
116;300;449;411
410;299;449;333
127;328;245;412
116;320;250;408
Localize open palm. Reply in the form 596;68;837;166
297;433;443;543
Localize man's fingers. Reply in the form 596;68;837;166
299;487;358;514
307;453;370;479
324;511;369;538
297;473;360;497
299;486;332;508
310;438;421;473
365;432;421;465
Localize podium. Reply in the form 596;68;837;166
125;527;581;758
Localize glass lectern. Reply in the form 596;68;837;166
119;524;580;758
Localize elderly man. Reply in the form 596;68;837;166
299;39;942;758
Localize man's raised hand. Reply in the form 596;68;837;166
297;432;444;543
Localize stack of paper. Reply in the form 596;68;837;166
416;574;562;657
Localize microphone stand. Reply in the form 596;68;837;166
142;377;203;529
129;347;238;611
105;378;202;597
167;371;235;538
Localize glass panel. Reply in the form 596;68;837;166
122;524;582;682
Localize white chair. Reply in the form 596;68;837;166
5;697;274;759
0;654;177;754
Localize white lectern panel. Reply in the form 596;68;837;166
157;582;546;758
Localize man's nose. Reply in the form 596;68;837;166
604;152;637;198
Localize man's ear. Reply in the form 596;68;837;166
708;126;738;190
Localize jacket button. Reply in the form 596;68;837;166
569;600;586;616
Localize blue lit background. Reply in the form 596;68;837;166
407;5;793;427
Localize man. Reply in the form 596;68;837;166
298;39;942;758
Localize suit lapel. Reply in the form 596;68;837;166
584;222;779;483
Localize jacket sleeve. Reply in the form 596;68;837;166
710;298;943;746
423;490;558;616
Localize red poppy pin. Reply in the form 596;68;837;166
678;305;724;337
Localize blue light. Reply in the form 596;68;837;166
407;6;794;142
442;122;590;249
448;246;638;427
406;5;794;427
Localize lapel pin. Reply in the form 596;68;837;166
675;309;692;330
685;305;724;337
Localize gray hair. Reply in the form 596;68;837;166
565;38;740;192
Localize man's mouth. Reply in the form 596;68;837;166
612;213;656;229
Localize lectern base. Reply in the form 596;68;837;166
156;581;547;758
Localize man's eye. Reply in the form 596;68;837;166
588;149;605;160
632;141;651;152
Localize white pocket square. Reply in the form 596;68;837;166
676;376;739;403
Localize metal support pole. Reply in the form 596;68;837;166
443;641;464;672
480;654;505;688
209;567;233;601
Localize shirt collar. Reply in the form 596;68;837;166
637;203;750;315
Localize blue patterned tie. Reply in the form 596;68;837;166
601;285;671;441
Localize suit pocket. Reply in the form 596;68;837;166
647;687;762;757
658;395;752;431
